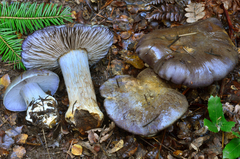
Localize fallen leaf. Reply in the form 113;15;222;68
185;3;205;23
8;113;18;126
15;134;28;144
106;139;124;154
88;130;99;144
0;74;11;91
0;147;9;157
10;146;26;159
5;126;22;137
71;144;83;156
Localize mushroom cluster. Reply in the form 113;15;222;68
100;68;188;136
136;18;238;87
21;24;113;133
3;69;60;128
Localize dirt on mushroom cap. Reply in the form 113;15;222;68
136;18;238;87
100;68;189;136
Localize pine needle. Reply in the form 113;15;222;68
0;2;73;69
0;24;24;69
0;1;73;34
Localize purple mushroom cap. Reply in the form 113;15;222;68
136;18;238;87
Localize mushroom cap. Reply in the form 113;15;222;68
100;68;188;136
136;18;238;87
21;24;113;70
3;69;59;111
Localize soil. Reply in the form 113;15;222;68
0;0;240;159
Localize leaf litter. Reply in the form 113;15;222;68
0;0;240;158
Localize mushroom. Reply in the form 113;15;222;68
136;18;238;87
21;24;113;133
100;68;188;136
3;69;60;128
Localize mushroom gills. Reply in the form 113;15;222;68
20;82;59;129
59;50;104;134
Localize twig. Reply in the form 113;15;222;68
65;140;74;159
152;137;175;152
159;129;166;152
42;129;51;159
222;131;224;148
182;88;190;95
91;9;104;21
139;137;155;148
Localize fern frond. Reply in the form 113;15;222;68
0;1;73;34
0;24;24;69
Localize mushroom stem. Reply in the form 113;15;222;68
20;82;59;128
59;50;104;133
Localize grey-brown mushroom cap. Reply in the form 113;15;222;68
136;18;238;88
3;69;59;112
21;24;114;70
100;68;189;136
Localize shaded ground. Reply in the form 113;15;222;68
0;0;240;158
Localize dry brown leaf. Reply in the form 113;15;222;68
190;136;210;151
101;121;115;136
15;134;28;144
234;104;240;114
0;147;9;157
71;144;83;156
8;113;17;126
106;139;124;154
100;130;113;143
185;3;205;23
78;141;97;156
0;74;11;91
88;130;99;144
220;0;232;10
10;146;26;159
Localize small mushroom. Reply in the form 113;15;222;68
136;18;238;87
21;24;113;133
3;69;60;129
100;68;188;136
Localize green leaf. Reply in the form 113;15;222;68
203;118;219;133
221;121;236;132
204;96;236;133
232;131;240;138
223;138;240;159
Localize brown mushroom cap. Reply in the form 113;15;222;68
136;18;238;87
100;68;188;136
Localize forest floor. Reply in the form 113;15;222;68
0;0;240;158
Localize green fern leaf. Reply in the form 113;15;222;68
0;24;25;69
0;1;73;34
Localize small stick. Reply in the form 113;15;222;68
153;137;175;152
178;32;198;37
222;131;224;148
65;140;74;159
167;36;180;48
168;32;198;48
42;129;51;159
159;129;166;153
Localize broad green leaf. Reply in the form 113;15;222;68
232;131;240;138
221;121;236;132
208;96;225;124
205;96;236;133
223;138;240;159
203;118;219;133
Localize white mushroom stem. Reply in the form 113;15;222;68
20;82;59;129
59;50;104;133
